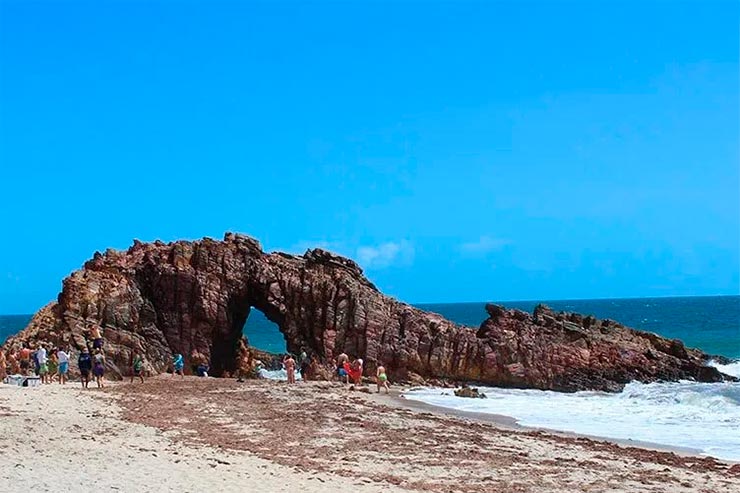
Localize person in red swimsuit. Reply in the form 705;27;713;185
344;358;363;385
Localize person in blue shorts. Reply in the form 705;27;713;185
336;353;349;384
57;347;70;385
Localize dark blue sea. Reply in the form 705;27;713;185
2;296;738;358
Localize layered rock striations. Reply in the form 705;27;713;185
1;233;734;391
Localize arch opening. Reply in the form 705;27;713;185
242;307;287;355
207;296;292;377
206;288;320;377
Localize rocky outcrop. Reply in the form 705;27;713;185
1;233;734;391
454;386;487;398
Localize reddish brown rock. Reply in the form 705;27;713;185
454;386;487;398
303;357;334;381
1;233;734;391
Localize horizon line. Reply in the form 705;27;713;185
411;292;740;306
2;293;738;317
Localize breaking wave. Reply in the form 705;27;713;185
404;377;740;461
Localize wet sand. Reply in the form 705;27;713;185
2;377;739;492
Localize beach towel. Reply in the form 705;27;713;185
344;362;362;382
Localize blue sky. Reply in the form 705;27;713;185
1;1;738;313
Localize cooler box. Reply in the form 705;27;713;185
23;376;41;387
3;375;25;386
3;375;41;387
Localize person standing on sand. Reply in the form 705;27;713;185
36;345;48;383
130;350;145;383
57;347;70;384
173;353;184;378
47;349;58;384
336;353;349;383
19;346;31;375
0;350;6;381
78;348;92;388
341;360;352;385
283;354;296;384
32;346;41;376
299;349;310;378
376;363;389;394
342;357;363;385
92;348;106;388
8;350;20;375
352;358;363;385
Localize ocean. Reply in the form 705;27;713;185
2;295;738;460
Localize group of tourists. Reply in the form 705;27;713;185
4;322;390;393
3;322;109;389
7;344;72;385
336;353;389;392
279;350;390;393
78;346;107;389
80;322;108;388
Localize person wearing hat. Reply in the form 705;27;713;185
78;347;93;389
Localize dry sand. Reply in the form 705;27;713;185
0;381;402;492
2;376;739;492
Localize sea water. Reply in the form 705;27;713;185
258;368;302;380
404;364;740;461
403;296;740;462
418;296;740;359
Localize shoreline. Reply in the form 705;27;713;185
387;390;711;461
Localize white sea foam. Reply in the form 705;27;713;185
258;368;302;380
404;380;740;461
709;359;740;378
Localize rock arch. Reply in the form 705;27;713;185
1;233;733;391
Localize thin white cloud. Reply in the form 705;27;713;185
460;236;510;256
356;241;414;269
274;240;347;256
274;240;414;269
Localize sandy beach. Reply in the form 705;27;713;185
2;377;738;493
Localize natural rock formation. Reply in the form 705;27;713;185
454;386;487;399
1;233;735;392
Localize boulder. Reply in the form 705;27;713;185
454;386;487;399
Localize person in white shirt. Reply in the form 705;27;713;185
57;348;70;385
36;346;49;384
